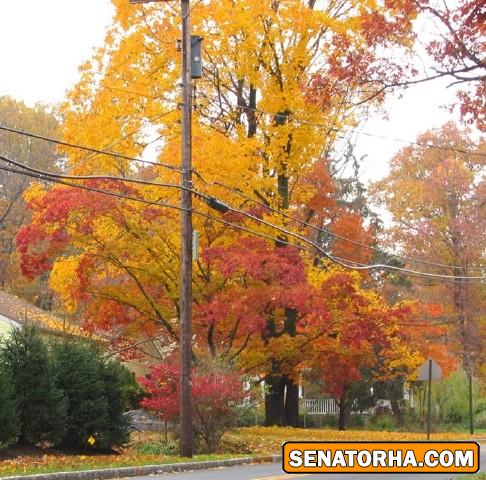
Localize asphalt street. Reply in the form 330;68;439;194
121;443;484;480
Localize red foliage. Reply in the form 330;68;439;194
203;237;307;286
306;0;418;112
17;185;120;278
140;360;246;451
139;362;181;421
421;0;485;130
197;237;332;350
17;224;69;278
140;361;244;418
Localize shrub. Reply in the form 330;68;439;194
139;362;179;423
348;414;366;428
51;341;130;451
0;364;20;446
99;359;131;448
237;406;263;427
434;370;480;425
140;359;246;453
474;398;486;415
192;365;245;452
119;368;146;410
474;411;486;429
139;440;179;455
366;414;397;431
1;326;67;445
52;341;109;450
298;413;366;430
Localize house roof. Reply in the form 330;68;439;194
0;290;84;338
0;292;152;376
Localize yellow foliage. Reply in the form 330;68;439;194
224;427;482;455
49;256;82;314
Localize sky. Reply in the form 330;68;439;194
0;1;114;105
0;1;461;185
354;75;460;184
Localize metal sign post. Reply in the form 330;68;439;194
418;358;442;440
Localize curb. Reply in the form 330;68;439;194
1;455;282;480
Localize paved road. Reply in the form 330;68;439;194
122;443;484;480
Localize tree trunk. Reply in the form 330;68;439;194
264;111;301;428
264;374;285;425
390;398;403;426
282;308;299;426
338;392;348;431
284;377;300;427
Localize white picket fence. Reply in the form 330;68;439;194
303;399;368;415
304;398;340;414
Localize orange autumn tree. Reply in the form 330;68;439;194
18;0;422;425
372;123;486;386
306;266;457;429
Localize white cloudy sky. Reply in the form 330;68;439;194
0;1;460;184
0;1;114;105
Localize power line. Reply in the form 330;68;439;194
229;105;486;158
2;154;486;283
3;122;483;272
190;193;486;282
208;180;486;272
0;154;315;257
0;154;206;199
323;253;486;283
0;164;315;255
0;124;181;172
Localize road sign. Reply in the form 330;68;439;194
418;358;442;440
418;358;442;381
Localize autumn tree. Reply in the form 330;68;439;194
372;122;486;384
197;236;333;426
350;0;486;131
18;0;422;426
0;96;59;305
196;238;446;429
418;0;486;131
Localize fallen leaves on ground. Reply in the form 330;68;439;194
222;427;483;455
0;427;482;477
0;451;242;478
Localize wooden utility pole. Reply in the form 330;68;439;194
129;0;193;457
179;0;193;458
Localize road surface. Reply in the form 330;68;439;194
121;443;484;480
